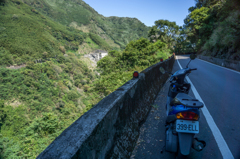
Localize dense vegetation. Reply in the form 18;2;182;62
89;33;111;51
21;0;150;50
0;0;86;66
183;0;240;60
0;1;103;158
0;54;100;158
148;20;180;50
147;19;195;54
0;52;102;158
0;3;100;156
91;38;171;95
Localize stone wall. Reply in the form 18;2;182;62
37;56;175;159
198;55;240;71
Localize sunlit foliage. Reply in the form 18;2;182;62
92;38;171;95
184;0;240;59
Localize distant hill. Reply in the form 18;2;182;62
0;0;149;66
22;0;150;49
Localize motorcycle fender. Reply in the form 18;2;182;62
165;125;178;153
178;133;194;155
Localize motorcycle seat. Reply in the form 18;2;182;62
170;93;204;108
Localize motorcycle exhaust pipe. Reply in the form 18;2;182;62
192;138;206;152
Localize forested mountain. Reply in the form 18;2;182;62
21;0;150;50
0;0;149;66
183;0;240;60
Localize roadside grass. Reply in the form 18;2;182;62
152;104;159;109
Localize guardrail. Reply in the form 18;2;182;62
37;56;175;159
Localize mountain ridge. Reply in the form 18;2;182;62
21;0;150;50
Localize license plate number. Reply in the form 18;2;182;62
176;120;199;133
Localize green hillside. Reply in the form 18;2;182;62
0;0;87;65
21;0;150;49
0;1;100;158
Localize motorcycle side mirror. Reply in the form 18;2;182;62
190;54;196;60
186;54;196;68
159;67;165;74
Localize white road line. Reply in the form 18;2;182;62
197;58;240;75
176;56;234;159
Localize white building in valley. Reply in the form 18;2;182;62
84;50;108;63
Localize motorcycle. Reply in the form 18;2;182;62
160;54;206;159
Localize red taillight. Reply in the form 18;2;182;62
176;111;199;120
133;71;139;78
182;112;196;119
160;59;163;62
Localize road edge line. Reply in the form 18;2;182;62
176;56;234;159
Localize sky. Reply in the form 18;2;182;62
83;0;196;27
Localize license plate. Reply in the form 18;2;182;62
176;120;199;134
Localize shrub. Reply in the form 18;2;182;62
80;79;87;85
74;79;81;87
0;48;13;66
108;50;121;57
67;91;79;101
83;85;90;92
26;61;35;69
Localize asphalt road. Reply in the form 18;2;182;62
131;55;240;159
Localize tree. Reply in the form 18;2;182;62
183;0;229;52
183;7;210;51
148;20;179;50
